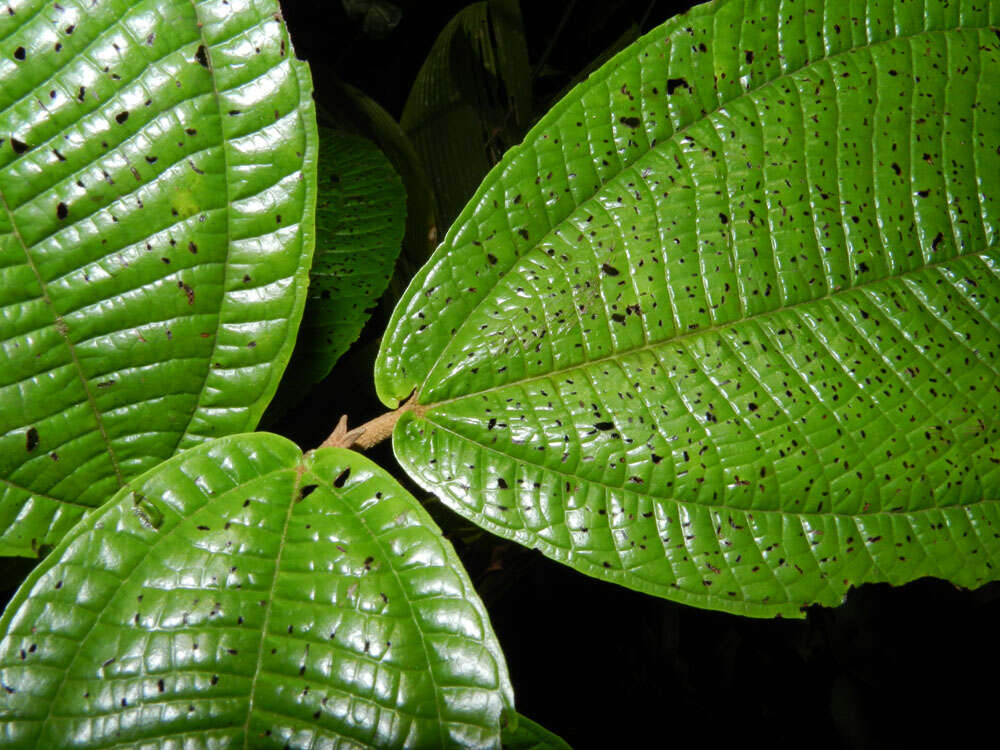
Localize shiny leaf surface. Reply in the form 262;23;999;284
0;0;318;556
0;433;514;748
267;128;405;418
377;0;1000;617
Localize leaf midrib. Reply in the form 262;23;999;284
340;471;453;748
241;466;301;750
416;413;1000;518
414;23;992;407
420;246;997;410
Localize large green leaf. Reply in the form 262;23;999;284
0;433;515;748
266;128;405;419
0;0;317;556
376;0;1000;617
401;0;531;228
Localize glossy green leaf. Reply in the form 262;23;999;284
0;433;515;748
376;0;1000;617
502;714;572;750
0;0;318;556
267;128;405;418
401;0;531;227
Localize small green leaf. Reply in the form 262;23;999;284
502;714;572;749
266;128;405;419
313;72;441;294
377;0;1000;617
0;433;514;748
0;0;318;556
401;0;531;227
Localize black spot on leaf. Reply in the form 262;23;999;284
25;427;38;452
194;44;210;68
300;484;318;499
178;281;195;305
601;263;620;276
13;46;24;60
595;422;615;431
333;468;350;488
666;77;689;94
620;116;641;128
56;202;68;220
10;137;29;154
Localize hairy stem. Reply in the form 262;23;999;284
319;396;424;451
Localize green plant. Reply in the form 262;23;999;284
0;0;997;746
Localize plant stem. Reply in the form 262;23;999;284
319;397;424;451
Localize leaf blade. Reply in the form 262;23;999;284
0;0;318;555
0;433;513;747
377;0;1000;616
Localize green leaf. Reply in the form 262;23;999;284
266;128;405;419
0;0;318;556
376;0;1000;617
313;72;441;295
401;0;531;228
502;714;572;749
0;433;515;748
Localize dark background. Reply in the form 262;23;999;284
2;2;988;748
270;1;999;747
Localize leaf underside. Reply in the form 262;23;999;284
377;0;1000;617
0;434;513;748
0;0;318;556
267;128;405;418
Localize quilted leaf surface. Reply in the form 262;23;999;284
0;0;318;555
0;434;514;748
377;0;1000;617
